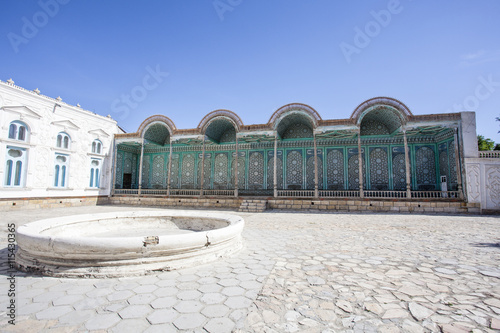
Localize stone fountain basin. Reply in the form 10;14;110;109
15;210;244;278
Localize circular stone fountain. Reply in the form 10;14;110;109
15;210;244;278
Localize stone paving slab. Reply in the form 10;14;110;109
0;205;499;332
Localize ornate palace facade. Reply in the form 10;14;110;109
113;97;478;201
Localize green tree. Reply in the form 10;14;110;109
495;143;500;151
478;135;495;151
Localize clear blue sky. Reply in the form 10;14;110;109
1;0;499;142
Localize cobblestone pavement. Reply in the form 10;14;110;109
0;206;499;332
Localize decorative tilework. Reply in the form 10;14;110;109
197;154;211;189
267;152;283;189
361;119;389;136
231;157;246;189
282;123;313;139
141;157;150;188
248;151;264;188
392;154;406;190
439;150;448;180
214;153;228;188
369;148;389;190
306;155;323;190
152;155;165;187
144;123;170;146
219;128;236;143
116;152;123;186
449;140;457;189
348;153;365;190
181;153;195;187
132;155;137;186
124;157;132;174
326;149;344;190
205;118;236;144
286;150;303;187
170;154;180;188
415;146;437;190
360;106;402;134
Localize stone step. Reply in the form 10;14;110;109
238;199;268;212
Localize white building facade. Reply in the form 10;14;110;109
0;79;122;208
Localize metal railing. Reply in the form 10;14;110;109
319;190;360;198
114;188;461;200
203;189;235;196
277;190;315;197
114;189;139;195
168;189;201;196
140;189;168;196
364;190;407;198
411;191;460;199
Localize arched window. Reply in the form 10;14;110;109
8;121;29;142
89;159;101;188
54;154;69;187
91;139;102;154
4;147;27;187
56;132;71;149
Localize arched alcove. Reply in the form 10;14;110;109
198;110;242;144
269;103;320;139
351;97;412;135
138;115;176;146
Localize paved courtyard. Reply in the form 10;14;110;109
0;205;499;332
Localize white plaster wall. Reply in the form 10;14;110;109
0;81;121;199
460;112;478;159
465;158;500;211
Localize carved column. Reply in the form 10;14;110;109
274;134;278;197
357;130;364;198
234;137;239;197
137;140;144;196
167;140;172;196
200;137;206;197
313;134;319;198
403;129;411;198
110;139;118;197
454;128;463;199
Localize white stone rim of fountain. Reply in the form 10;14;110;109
15;210;245;278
